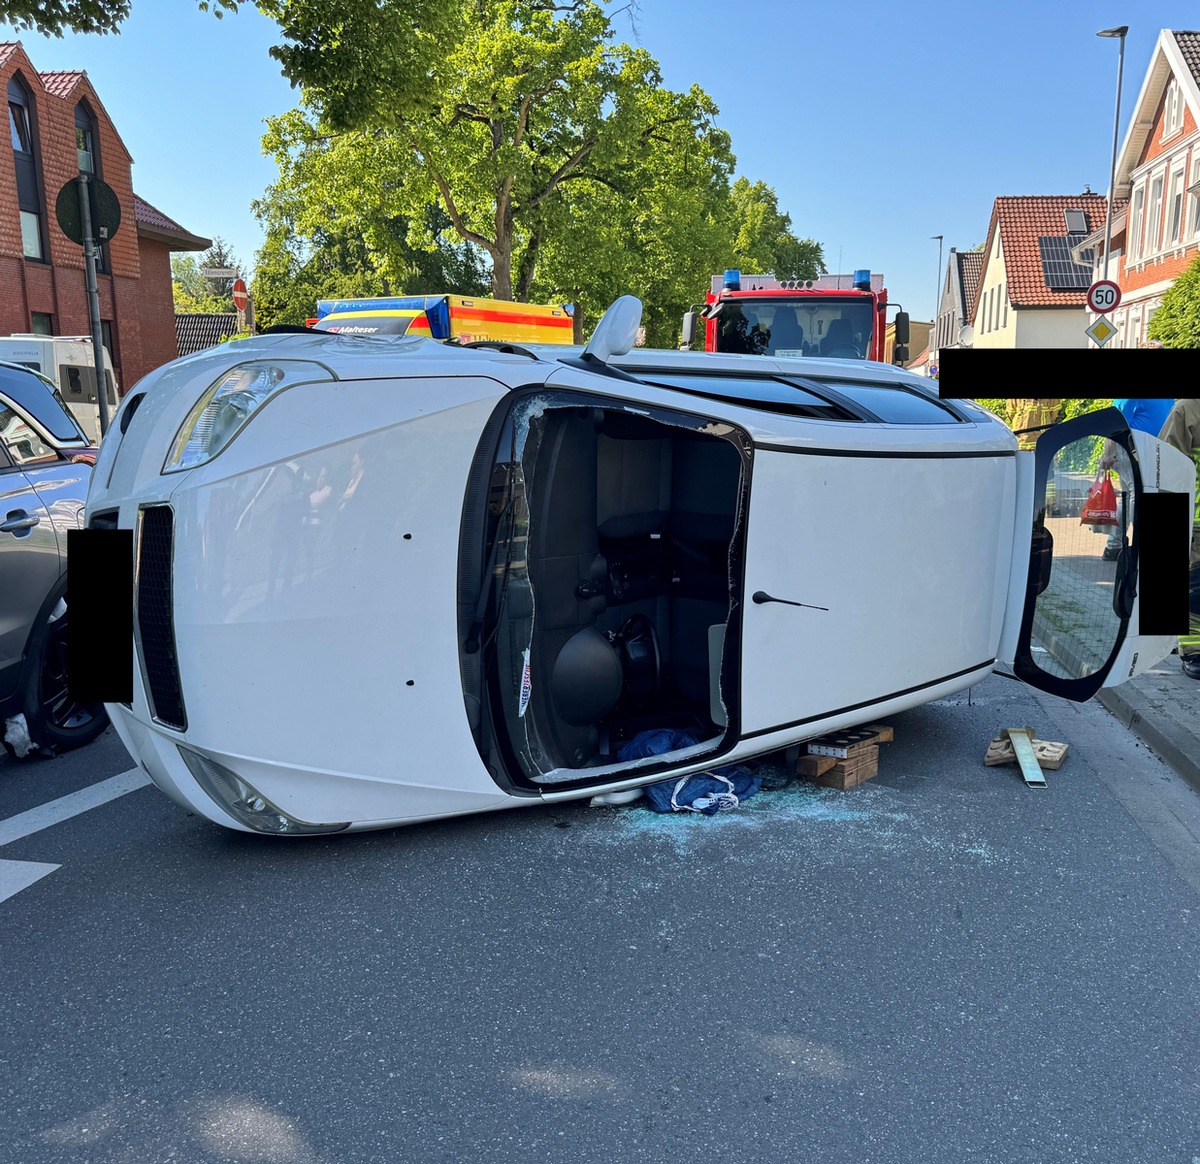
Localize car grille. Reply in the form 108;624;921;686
136;505;186;730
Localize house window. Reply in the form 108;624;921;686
1190;158;1200;240
1128;186;1145;261
73;102;109;274
1147;173;1165;254
1161;79;1184;141
7;75;45;261
75;104;96;173
1167;166;1185;244
31;312;53;335
1002;287;1008;328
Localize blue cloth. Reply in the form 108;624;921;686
618;729;761;814
1112;398;1175;438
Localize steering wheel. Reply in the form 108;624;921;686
823;344;862;359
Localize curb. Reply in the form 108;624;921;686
1097;684;1200;798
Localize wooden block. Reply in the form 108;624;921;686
813;752;879;790
983;736;1069;770
861;723;894;743
796;753;837;778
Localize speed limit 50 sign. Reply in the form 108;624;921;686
1087;279;1121;314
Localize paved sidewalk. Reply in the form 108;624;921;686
1098;654;1200;795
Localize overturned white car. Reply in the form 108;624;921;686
83;298;1194;835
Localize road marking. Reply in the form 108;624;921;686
0;859;61;903
0;767;149;847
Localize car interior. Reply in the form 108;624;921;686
463;396;749;787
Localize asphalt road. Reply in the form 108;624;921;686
2;676;1199;1164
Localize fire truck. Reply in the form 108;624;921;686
682;269;910;364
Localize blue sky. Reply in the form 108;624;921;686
4;1;1197;321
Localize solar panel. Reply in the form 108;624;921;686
1039;236;1091;289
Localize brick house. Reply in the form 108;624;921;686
1077;30;1200;347
2;41;209;393
966;193;1109;349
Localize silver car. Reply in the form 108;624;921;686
0;361;108;755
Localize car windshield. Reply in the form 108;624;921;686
713;296;874;359
0;363;88;442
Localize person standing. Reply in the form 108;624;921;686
1098;395;1175;559
1157;397;1200;679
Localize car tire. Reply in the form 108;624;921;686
17;581;109;756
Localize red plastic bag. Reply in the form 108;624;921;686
1080;471;1119;527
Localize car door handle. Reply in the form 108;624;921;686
1;510;40;534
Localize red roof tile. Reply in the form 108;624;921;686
0;42;19;69
974;194;1109;314
38;69;84;98
134;195;211;250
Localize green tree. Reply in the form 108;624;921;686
728;178;824;280
252;209;490;328
1147;252;1200;347
171;238;243;313
0;0;238;35
528;83;738;345
255;1;716;303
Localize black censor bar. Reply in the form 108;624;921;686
67;528;134;703
1138;492;1191;636
936;348;1197;399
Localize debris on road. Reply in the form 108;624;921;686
3;714;38;759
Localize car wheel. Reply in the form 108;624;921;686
19;587;109;755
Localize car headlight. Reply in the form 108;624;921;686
163;360;334;473
178;745;349;835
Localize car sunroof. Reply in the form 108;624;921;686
636;372;856;420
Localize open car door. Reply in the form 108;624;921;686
998;407;1195;702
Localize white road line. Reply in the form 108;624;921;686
0;859;61;903
0;767;150;848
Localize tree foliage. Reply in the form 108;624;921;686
1147;252;1200;348
0;0;238;36
251;0;822;344
728;178;824;280
171;237;243;314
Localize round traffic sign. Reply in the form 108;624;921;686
232;278;249;312
55;175;121;246
1087;279;1121;314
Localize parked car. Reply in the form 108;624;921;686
79;297;1194;835
0;361;108;755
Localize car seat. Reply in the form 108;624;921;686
821;318;860;357
767;312;805;354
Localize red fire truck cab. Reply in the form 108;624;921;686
683;269;910;364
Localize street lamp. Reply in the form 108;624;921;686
1097;25;1128;283
931;234;943;346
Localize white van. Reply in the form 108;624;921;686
0;335;118;444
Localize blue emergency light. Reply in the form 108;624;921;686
723;269;742;291
853;269;872;291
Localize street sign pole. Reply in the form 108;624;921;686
76;173;111;438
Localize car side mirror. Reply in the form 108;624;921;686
893;345;909;365
894;311;910;345
681;311;697;349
